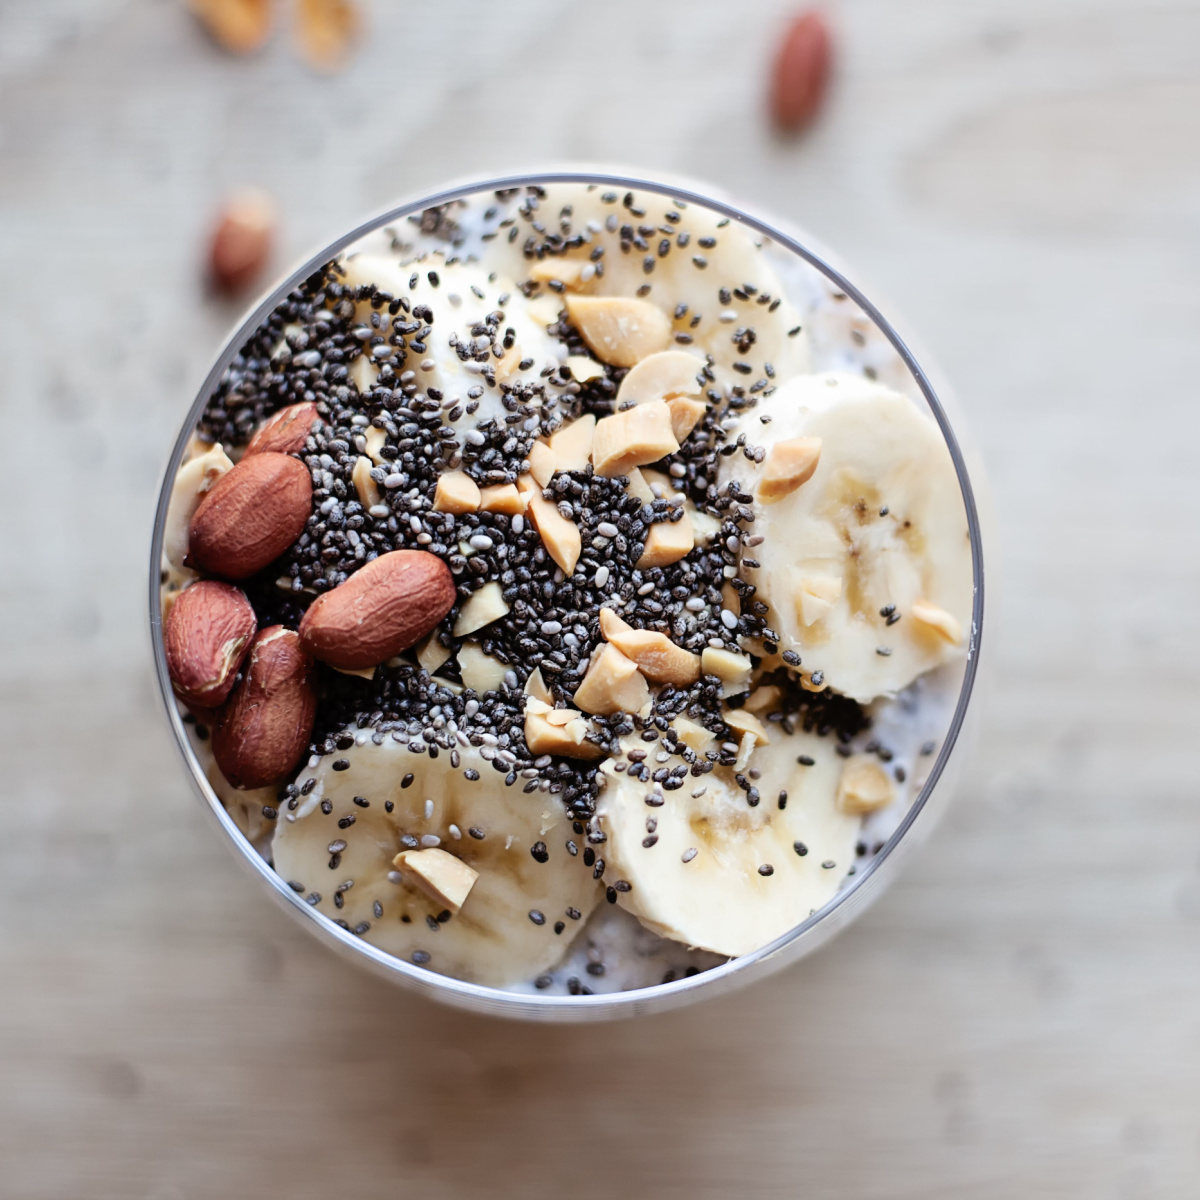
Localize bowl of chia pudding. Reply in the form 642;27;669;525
150;170;984;1020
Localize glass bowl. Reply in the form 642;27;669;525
149;169;986;1021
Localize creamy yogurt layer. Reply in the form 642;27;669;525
162;182;972;993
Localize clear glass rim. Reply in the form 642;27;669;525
148;168;986;1019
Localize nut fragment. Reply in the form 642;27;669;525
164;581;257;708
524;704;605;760
672;717;715;753
528;442;558;487
494;344;525;385
189;0;272;55
433;470;481;514
245;401;319;456
615;350;705;406
599;609;700;686
701;647;752;696
835;756;896;815
666;397;708;442
572;643;650;716
770;9;833;133
743;685;782;715
212;628;317;790
351;455;380;509
564;295;672;367
623;467;654;504
417;634;451;675
364;426;387;465
723;707;770;746
188;451;312;580
478;483;524;514
637;508;694;568
299;550;456;669
519;477;582;574
453;581;510;637
564;355;605;383
458;642;509;694
163;443;233;575
795;571;842;626
592;403;680;478
524;667;553;704
530;259;587;288
392;848;479;914
911;600;963;645
758;436;823;504
209;189;276;295
294;0;361;72
548;414;596;472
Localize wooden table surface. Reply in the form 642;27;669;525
2;1;1198;1196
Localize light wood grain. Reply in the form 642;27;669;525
1;1;1199;1196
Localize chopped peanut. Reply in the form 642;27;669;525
522;484;582;575
615;349;705;406
743;685;782;714
758;436;823;504
348;354;378;394
672;717;715;752
528;441;558;487
494;344;525;384
564;355;605;382
835;756;896;815
723;707;769;746
530;258;587;287
572;643;650;716
433;470;481;514
599;608;700;686
666;396;707;442
911;600;963;645
592;402;680;477
624;467;655;503
416;634;451;675
548;414;596;472
525;699;604;759
524;666;553;704
458;642;510;694
364;425;387;465
701;647;752;697
453;581;509;636
564;295;672;367
638;508;694;568
392;848;479;913
479;483;525;514
351;455;380;509
795;572;842;626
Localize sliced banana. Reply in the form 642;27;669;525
489;184;810;391
336;253;564;431
272;738;602;986
597;729;859;957
724;372;973;703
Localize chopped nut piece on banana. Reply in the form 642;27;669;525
572;643;650;716
638;509;694;568
743;685;783;714
757;436;823;504
599;608;701;686
616;349;705;406
564;295;672;367
911;599;963;645
723;708;770;746
364;425;387;465
479;483;525;514
458;642;509;693
624;467;655;503
524;698;605;759
592;402;680;477
666;396;708;442
548;414;596;472
352;455;380;509
701;647;753;697
835;756;896;815
564;355;605;382
527;441;558;487
530;258;587;288
519;475;582;574
524;666;553;704
795;572;842;627
434;470;482;514
392;847;480;914
672;717;716;752
453;581;509;636
417;634;452;675
494;344;524;384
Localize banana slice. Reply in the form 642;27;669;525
725;372;973;703
272;738;603;986
489;184;810;390
597;729;859;957
336;252;564;430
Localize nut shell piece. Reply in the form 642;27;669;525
164;581;257;708
298;550;456;670
188;451;312;580
213;628;317;790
